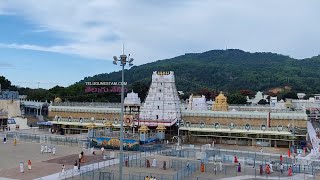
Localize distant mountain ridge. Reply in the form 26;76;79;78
81;49;320;94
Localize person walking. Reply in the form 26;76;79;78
269;162;273;173
237;163;241;173
13;138;17;146
213;161;217;175
27;160;32;170
40;145;44;154
288;166;292;176
280;163;284;174
52;146;56;155
259;165;263;175
19;162;24;173
163;161;166;170
101;146;105;156
62;164;65;173
78;160;81;172
219;161;223;171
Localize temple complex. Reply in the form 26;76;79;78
138;71;181;127
46;71;309;149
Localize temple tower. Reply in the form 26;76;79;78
212;92;228;111
139;71;181;127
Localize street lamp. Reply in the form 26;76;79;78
113;50;134;180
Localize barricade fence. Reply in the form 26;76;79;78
1;132;81;146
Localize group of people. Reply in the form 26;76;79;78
145;176;157;180
145;158;157;168
212;161;223;174
40;145;56;155
19;160;32;173
260;163;273;174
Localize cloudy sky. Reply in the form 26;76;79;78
0;0;319;89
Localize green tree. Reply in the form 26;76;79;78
227;93;247;104
0;76;11;89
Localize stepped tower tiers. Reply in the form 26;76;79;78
188;94;207;111
124;90;141;115
212;91;228;111
138;71;181;127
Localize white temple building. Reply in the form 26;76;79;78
247;91;268;104
124;90;141;106
138;71;181;127
187;94;208;111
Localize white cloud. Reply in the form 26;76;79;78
0;0;319;64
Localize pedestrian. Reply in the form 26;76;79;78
269;162;273;173
40;145;44;154
27;160;32;170
150;176;154;180
237;163;241;173
219;161;223;171
280;163;284;174
19;162;24;173
288;166;292;176
146;159;150;168
152;158;157;167
62;164;65;173
259;165;263;175
234;156;238;163
13;138;17;146
52;146;56;155
213;161;217;175
3;136;6;144
74;160;78;171
153;177;157;180
125;157;129;167
260;148;263;154
44;145;47;153
101;146;104;156
163;161;166;170
79;153;82;163
187;160;190;169
280;155;283;163
145;176;150;180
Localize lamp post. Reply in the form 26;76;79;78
113;51;134;180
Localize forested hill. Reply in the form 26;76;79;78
81;49;320;94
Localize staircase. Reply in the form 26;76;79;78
307;121;320;157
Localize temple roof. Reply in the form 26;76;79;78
139;125;149;131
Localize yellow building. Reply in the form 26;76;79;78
212;92;228;111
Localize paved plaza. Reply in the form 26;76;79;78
0;137;318;180
0;139;92;180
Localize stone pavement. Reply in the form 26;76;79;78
0;140;83;180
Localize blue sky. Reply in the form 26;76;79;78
0;0;319;89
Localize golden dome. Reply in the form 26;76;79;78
138;125;149;132
215;92;227;101
212;91;228;111
54;97;62;103
156;124;166;130
104;121;113;127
